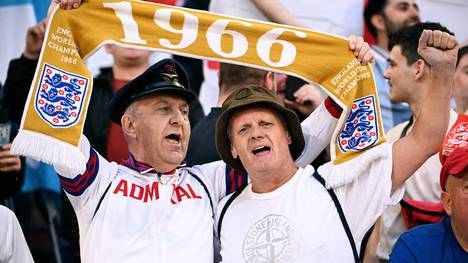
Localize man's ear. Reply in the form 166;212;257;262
286;131;292;145
414;59;427;80
263;72;274;91
441;191;452;216
121;114;137;140
230;142;238;159
371;14;386;33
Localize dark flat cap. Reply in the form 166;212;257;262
109;58;196;125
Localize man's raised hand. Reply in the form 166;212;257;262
418;29;458;73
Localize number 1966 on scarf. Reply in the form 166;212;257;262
103;1;307;68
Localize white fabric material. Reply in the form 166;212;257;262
217;143;404;263
57;137;226;263
0;205;34;263
54;102;337;263
209;0;363;37
376;110;458;260
198;60;220;115
296;103;338;167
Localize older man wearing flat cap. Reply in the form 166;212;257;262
214;29;458;262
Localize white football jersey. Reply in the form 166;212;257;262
54;102;339;263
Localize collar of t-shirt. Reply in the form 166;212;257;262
122;153;177;176
246;166;311;199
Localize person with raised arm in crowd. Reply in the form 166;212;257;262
214;29;458;262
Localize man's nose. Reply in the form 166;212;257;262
383;68;390;80
250;125;265;139
170;109;185;125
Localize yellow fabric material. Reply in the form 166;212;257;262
13;0;385;173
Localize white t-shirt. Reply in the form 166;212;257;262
54;103;338;263
209;0;363;37
376;110;458;260
0;205;34;263
216;143;403;263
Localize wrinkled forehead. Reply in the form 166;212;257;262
228;106;287;129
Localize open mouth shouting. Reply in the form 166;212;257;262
252;145;271;156
165;133;182;145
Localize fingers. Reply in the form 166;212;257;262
54;0;82;10
447;36;457;50
358;42;372;65
348;35;373;65
348;35;364;56
418;29;429;51
1;144;12;150
38;19;47;35
73;0;82;9
0;144;18;159
0;156;21;166
440;34;449;50
364;50;376;66
61;0;73;10
29;22;45;39
0;156;21;173
420;30;457;50
348;35;357;51
0;153;21;173
293;84;322;105
432;30;442;47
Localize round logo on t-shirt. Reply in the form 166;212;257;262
242;214;298;262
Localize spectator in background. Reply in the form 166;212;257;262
390;146;468;262
0;205;34;263
368;22;458;262
453;45;468;115
364;0;420;132
0;82;23;207
0;122;23;208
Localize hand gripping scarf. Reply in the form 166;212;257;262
12;0;385;174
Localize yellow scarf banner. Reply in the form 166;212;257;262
12;0;385;174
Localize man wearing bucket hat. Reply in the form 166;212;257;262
390;146;468;262
214;29;458;262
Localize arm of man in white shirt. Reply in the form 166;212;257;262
391;30;459;191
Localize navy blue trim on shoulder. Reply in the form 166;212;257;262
225;165;247;195
59;148;99;196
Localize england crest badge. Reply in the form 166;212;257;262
34;64;88;128
338;95;379;152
